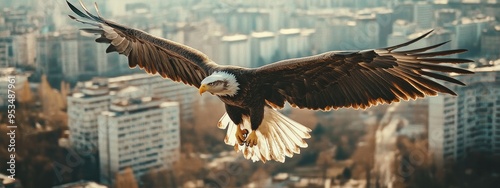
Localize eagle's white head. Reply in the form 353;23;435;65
199;71;239;97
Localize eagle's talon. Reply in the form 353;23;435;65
235;127;248;145
246;131;258;147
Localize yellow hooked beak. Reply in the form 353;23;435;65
199;84;208;95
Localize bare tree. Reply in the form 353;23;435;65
114;167;139;188
18;81;33;103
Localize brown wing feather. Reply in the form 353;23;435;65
67;0;218;88
257;30;474;110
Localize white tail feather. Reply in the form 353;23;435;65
218;107;311;163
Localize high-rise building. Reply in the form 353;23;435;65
12;31;36;66
67;79;112;151
0;7;39;67
445;16;495;56
0;35;13;67
269;8;286;32
224;8;272;35
278;28;314;59
436;9;460;26
36;31;117;80
393;3;414;22
68;72;196;150
36;33;62;76
0;25;37;68
480;25;500;59
391;19;417;36
108;74;197;120
220;34;251;67
213;3;286;31
98;96;180;185
413;2;434;30
374;8;394;47
429;62;500;166
353;14;380;50
313;18;353;52
250;31;277;67
278;29;301;59
103;0;161;16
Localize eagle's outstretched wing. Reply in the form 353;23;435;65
67;0;218;88
257;30;474;110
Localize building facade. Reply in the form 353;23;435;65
250;31;276;67
98;97;180;185
68;72;196;152
444;16;494;56
36;31;119;80
12;31;36;66
278;28;314;60
429;63;500;166
67;80;112;152
481;25;500;59
0;35;13;67
220;34;251;67
414;2;434;30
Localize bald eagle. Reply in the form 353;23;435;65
67;1;473;162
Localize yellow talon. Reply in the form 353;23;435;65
235;127;248;146
246;131;258;147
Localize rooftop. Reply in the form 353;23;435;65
71;77;146;98
448;59;500;77
300;29;315;36
71;81;110;98
299;8;354;17
469;59;500;72
251;31;274;38
452;15;494;25
221;34;248;42
394;19;412;26
104;97;178;117
279;28;301;35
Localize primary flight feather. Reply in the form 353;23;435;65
67;0;473;163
